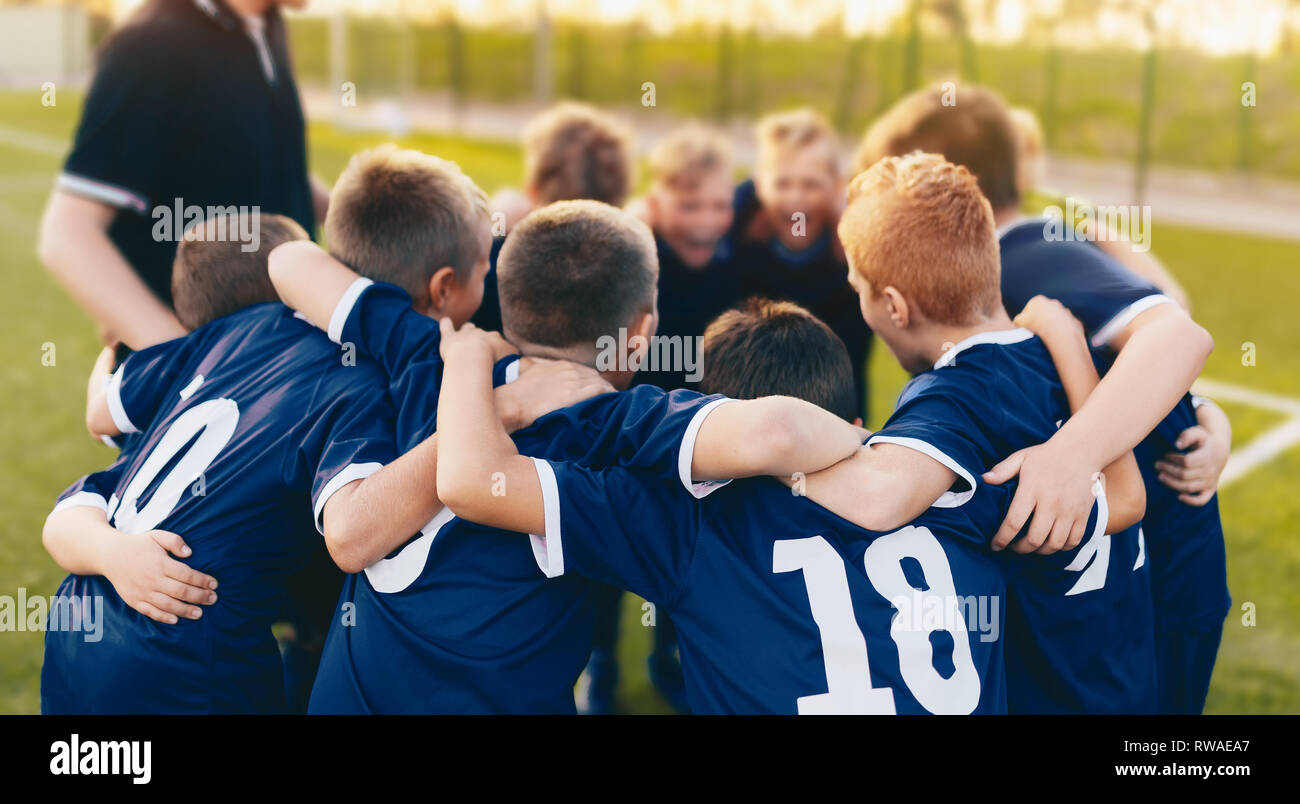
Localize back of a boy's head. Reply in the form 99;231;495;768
701;298;858;423
524;102;634;206
855;84;1020;211
756;107;839;175
496;200;657;348
325;144;489;307
172;213;308;331
840;152;1001;327
649;123;732;190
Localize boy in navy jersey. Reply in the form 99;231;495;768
731;108;871;420
594;124;742;713
859;85;1228;713
39;214;433;714
270;199;866;713
434;155;1150;714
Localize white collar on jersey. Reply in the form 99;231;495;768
933;328;1035;370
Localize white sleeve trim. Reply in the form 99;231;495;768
314;461;384;533
57;172;149;214
677;398;736;499
1190;394;1211;409
326;277;375;345
528;457;565;578
866;435;977;508
503;357;521;384
104;365;138;435
1089;294;1172;348
51;492;109;516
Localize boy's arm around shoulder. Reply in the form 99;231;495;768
268;240;364;333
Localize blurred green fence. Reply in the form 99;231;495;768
285;17;1300;181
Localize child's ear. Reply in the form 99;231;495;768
882;286;910;329
632;307;658;342
425;266;459;316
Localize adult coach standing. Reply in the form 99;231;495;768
37;0;325;349
36;0;333;713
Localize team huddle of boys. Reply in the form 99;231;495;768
41;83;1231;715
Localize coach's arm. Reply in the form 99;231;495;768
37;191;186;349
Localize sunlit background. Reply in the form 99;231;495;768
0;0;1298;715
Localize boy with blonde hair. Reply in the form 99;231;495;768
731;108;871;419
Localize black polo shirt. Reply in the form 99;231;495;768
59;0;314;307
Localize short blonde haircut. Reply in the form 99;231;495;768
523;102;634;206
325;145;490;308
839;152;1002;326
648;124;733;190
756;107;839;176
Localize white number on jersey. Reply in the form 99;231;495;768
774;526;981;715
110;398;240;534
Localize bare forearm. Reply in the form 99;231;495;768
435;341;545;533
1038;330;1100;413
322;435;443;572
692;397;864;481
43;507;113;576
267;241;360;330
796;442;957;532
1057;309;1212;469
40;222;184;349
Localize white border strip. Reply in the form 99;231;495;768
677;398;735;499
57;172;148;214
528;457;565;578
104;366;138;435
314;461;383;532
51;492;109;516
1090;294;1172;348
866;434;977;508
327;277;374;344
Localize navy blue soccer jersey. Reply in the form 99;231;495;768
998;218;1230;636
530;460;1008;714
881;328;1156;713
41;303;397;715
307;278;732;712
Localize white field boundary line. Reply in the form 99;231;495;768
0;124;67;158
1193;377;1300;488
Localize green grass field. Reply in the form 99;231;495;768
1;89;1297;714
